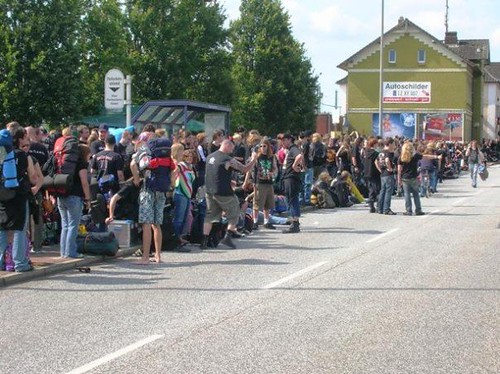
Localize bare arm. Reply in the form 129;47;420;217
31;161;44;195
292;153;304;172
26;156;37;186
228;156;257;174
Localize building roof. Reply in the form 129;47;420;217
484;63;500;83
337;18;487;72
444;39;490;62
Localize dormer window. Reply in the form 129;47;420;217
388;49;396;64
418;49;426;64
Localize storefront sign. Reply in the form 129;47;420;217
383;82;431;103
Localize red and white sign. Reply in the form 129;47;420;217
383;81;431;103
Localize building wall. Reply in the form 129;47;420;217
345;33;477;139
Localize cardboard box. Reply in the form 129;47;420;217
107;220;138;247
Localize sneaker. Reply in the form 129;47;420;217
263;223;276;230
220;235;236;249
403;211;413;216
384;210;397;215
369;207;376;213
69;254;84;259
415;211;425;216
252;222;259;230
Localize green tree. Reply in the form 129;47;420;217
80;0;131;115
229;0;321;134
0;0;85;125
126;0;233;105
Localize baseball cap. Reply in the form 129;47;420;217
98;124;109;131
282;133;294;141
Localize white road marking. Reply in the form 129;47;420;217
262;261;329;289
453;198;467;206
366;228;400;243
65;335;164;374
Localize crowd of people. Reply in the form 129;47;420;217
0;120;498;270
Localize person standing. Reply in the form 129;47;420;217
249;138;278;230
363;137;381;213
25;126;49;253
90;134;124;197
57;136;92;258
465;140;485;188
90;124;109;155
377;138;396;215
0;127;37;271
200;139;257;249
281;134;304;234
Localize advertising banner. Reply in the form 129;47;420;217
422;113;463;141
372;113;416;138
383;81;431;103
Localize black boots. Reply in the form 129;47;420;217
282;221;300;234
200;235;209;249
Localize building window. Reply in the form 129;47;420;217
418;49;426;64
388;49;396;64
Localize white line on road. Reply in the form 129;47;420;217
65;334;164;374
366;228;400;243
262;261;329;289
452;197;467;206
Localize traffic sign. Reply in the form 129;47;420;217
104;69;125;110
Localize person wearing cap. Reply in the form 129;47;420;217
90;124;109;155
281;134;304;233
200;139;258;249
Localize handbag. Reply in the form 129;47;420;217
478;164;488;181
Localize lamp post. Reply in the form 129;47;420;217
379;0;384;137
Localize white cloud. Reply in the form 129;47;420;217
308;6;341;34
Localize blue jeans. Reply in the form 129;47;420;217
173;193;190;238
429;169;438;192
378;175;395;213
58;195;83;258
0;201;31;272
402;178;422;214
469;163;479;186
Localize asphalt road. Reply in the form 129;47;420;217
0;165;498;374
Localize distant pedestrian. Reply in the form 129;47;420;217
465;140;485;188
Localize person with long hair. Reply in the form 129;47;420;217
172;145;196;248
250;138;278;230
465;140;485;188
397;141;440;216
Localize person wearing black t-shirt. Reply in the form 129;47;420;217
377;138;397;215
281;134;304;234
201;139;257;249
90;124;108;155
90;135;124;195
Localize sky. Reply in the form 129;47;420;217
219;0;500;121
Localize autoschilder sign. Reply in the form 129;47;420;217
383;81;431;103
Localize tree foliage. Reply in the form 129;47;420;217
0;0;320;132
126;0;233;105
229;0;321;134
0;0;85;125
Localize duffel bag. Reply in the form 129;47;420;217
77;232;119;256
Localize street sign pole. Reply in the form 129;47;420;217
125;75;132;126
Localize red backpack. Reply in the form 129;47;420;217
43;135;80;195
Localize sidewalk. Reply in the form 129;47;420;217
0;243;141;288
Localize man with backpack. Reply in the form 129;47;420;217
131;132;175;264
90;135;124;200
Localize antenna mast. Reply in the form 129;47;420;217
445;0;449;33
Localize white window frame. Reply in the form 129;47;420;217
388;49;396;64
418;49;426;64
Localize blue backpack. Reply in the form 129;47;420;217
146;138;173;193
0;129;19;201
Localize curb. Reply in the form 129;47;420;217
0;245;141;288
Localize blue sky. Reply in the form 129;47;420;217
220;0;500;121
